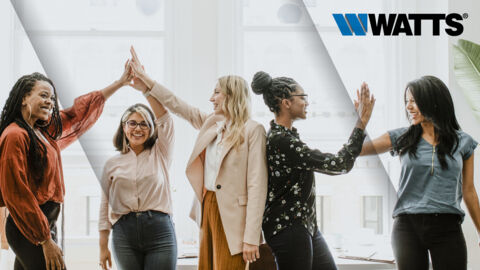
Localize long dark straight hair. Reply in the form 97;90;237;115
394;76;460;169
0;73;62;185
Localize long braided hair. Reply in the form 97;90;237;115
0;73;62;185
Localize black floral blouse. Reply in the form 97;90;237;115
262;120;366;238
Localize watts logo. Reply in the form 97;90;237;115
332;13;467;36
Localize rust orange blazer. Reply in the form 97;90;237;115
150;82;268;255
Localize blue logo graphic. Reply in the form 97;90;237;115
332;14;368;36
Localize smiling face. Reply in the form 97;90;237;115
288;86;309;120
21;80;55;125
209;82;226;115
123;112;151;150
405;88;425;125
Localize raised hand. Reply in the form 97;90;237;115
354;82;376;130
128;56;149;93
118;59;134;86
129;46;155;91
354;89;360;111
130;76;149;93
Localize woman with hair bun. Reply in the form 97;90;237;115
251;71;375;270
360;76;480;270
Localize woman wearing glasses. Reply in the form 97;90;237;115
127;47;267;269
98;69;176;269
251;71;375;270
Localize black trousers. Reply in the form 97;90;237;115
392;214;467;270
266;222;337;270
5;201;62;270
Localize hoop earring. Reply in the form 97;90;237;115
27;104;32;120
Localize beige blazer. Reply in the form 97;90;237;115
150;82;268;255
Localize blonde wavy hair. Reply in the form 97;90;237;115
218;75;251;149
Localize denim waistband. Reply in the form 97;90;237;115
396;213;461;218
396;213;462;224
121;210;168;220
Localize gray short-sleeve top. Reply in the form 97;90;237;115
388;127;478;218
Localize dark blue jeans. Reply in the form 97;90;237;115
112;211;177;270
266;222;337;270
392;214;467;270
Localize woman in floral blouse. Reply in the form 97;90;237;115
251;71;375;270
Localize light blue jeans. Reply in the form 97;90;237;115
112;211;177;270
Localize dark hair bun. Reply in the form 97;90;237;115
251;71;272;95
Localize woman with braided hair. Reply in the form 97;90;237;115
251;71;375;270
0;65;132;270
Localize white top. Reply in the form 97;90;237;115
203;120;225;191
98;113;174;231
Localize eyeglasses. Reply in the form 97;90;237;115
291;94;308;102
125;120;150;130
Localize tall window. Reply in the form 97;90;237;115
86;196;100;236
233;0;395;240
12;0;168;238
0;0;456;268
362;196;383;234
316;196;332;233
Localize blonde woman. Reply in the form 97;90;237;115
129;47;268;269
98;80;176;269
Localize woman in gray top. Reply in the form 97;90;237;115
360;76;480;270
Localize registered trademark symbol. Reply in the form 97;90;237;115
463;13;469;19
